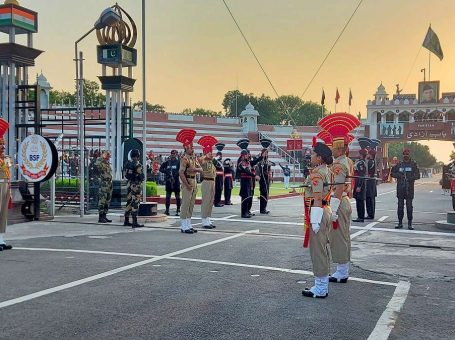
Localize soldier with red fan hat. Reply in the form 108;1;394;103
177;129;202;234
301;137;333;298
318;112;360;284
0;118;13;251
198;135;218;229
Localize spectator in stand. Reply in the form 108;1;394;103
280;163;291;189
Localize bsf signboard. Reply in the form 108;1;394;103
18;134;58;182
287;139;303;151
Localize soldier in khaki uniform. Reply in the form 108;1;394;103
95;151;113;223
318;113;361;284
302;140;333;298
0;118;13;251
177;129;202;234
197;135;218;229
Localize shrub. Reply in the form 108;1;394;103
146;181;158;196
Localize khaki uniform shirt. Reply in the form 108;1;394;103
304;164;331;199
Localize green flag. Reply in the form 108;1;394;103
422;26;443;60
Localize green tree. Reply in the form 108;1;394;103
277;95;325;126
251;94;281;125
133;101;166;113
49;90;75;106
388;142;437;168
222;90;252;117
182;108;221;117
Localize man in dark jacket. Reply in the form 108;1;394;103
159;150;181;216
352;149;368;223
223;158;234;205
391;149;420;230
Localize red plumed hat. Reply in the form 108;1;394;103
316;130;333;147
197;135;218;154
318;113;360;148
0;118;9;140
176;129;196;147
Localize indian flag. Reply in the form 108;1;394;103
0;6;37;32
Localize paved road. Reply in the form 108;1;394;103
0;178;453;339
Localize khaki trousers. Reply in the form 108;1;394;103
180;179;197;219
201;179;215;218
309;207;331;277
0;183;9;233
330;196;352;263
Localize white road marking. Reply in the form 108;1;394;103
11;247;399;287
222;215;238;219
367;281;411;340
0;230;258;309
361;227;455;237
351;216;389;240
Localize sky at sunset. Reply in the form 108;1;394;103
3;0;454;162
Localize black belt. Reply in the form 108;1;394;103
203;178;215;181
186;175;195;179
306;199;328;206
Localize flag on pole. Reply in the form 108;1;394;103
335;88;340;104
321;89;325;105
349;89;353;106
422;25;444;60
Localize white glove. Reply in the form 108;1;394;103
310;207;324;234
330;197;341;222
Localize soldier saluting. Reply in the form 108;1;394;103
124;149;145;228
95;150;113;223
391;148;420;230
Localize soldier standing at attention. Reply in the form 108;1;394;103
318;112;360;284
198;135;218;229
365;139;380;220
256;138;273;214
391;149;420;230
124;149;145;228
301;139;333;298
223;158;234;205
159;149;181;216
213;143;225;207
352;140;369;223
177;129;202;234
96;150;113;223
0;118;13;251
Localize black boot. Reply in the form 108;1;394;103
98;213;108;223
164;210;170;216
132;213;144;229
408;221;414;230
124;212;132;226
175;209;180;216
395;221;403;229
104;214;112;223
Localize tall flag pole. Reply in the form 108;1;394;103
422;24;444;81
321;88;325;119
348;89;353;113
335;88;340;113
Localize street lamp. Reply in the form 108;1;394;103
74;7;121;217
